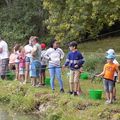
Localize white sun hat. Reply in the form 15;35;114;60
106;49;115;55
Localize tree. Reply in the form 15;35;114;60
43;0;120;43
0;0;47;45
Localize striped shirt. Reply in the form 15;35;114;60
64;50;84;70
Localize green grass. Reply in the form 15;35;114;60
78;37;120;53
1;37;120;120
0;77;120;120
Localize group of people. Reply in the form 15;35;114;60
0;36;120;104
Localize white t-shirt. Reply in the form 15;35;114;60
0;40;9;59
113;59;119;76
24;44;33;57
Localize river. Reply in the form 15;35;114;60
0;105;40;120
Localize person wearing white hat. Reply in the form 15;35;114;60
106;49;119;101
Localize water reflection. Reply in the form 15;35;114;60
0;107;40;120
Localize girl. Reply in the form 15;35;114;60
44;39;64;92
18;46;25;84
14;44;20;80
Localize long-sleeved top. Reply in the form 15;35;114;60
44;48;64;66
64;50;85;70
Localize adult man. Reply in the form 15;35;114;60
0;37;9;80
30;36;41;86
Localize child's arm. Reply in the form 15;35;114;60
96;67;105;77
63;53;70;68
59;48;65;59
77;52;85;68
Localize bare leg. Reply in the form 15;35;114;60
113;87;116;99
110;91;113;102
43;72;46;85
31;78;36;86
70;82;74;92
74;82;78;92
106;92;110;100
15;64;19;80
24;63;29;84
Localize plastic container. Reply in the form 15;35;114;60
45;77;50;85
80;72;89;80
6;71;15;80
89;89;103;100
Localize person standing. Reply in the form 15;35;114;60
30;37;41;86
44;39;64;92
40;43;48;86
96;54;120;104
18;46;26;84
63;41;85;96
24;37;33;84
0;37;9;80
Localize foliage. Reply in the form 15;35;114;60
0;0;47;45
43;0;120;43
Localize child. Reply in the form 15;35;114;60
9;48;17;71
106;49;119;101
40;43;48;86
96;54;120;104
18;46;25;84
14;44;20;80
63;41;85;96
44;39;64;92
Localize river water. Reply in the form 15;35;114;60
0;105;40;120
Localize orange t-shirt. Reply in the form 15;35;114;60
104;63;118;80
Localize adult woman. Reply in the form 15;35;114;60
24;37;33;84
44;39;64;92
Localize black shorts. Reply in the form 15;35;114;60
41;65;47;73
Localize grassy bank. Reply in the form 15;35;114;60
0;78;120;120
1;37;120;120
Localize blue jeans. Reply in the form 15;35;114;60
49;64;63;90
30;60;41;78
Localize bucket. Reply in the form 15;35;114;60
80;72;88;80
45;77;50;85
6;71;15;80
89;89;103;100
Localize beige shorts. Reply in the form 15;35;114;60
69;70;80;83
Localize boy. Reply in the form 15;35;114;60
63;41;84;96
40;43;48;85
106;49;119;101
96;54;120;104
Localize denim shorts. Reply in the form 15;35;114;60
19;67;25;75
25;57;32;63
30;60;41;78
103;79;114;92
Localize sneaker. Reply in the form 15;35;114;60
105;100;112;104
113;97;116;101
68;91;73;95
60;89;64;93
23;81;27;85
74;92;78;96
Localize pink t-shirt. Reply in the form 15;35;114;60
19;53;25;68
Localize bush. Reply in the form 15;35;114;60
83;53;105;74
